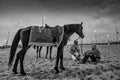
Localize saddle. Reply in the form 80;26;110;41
45;25;63;43
29;25;64;46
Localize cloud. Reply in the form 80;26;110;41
35;0;120;21
95;0;120;20
1;0;120;19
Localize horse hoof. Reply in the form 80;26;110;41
13;71;18;74
55;70;59;74
12;70;18;74
51;68;59;74
52;70;59;74
60;67;66;70
20;72;26;75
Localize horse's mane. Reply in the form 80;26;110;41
64;24;80;33
64;24;79;26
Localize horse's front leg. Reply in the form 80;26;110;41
60;49;66;70
54;46;62;73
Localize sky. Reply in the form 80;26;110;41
0;0;120;45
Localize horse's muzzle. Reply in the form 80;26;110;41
81;34;84;38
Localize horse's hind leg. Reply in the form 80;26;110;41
19;46;30;75
49;46;53;59
54;46;62;73
45;47;49;58
39;46;42;58
12;50;22;74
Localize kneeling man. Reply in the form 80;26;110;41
70;40;81;61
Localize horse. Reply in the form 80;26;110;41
8;23;84;75
33;45;53;59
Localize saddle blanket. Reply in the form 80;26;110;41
29;26;64;47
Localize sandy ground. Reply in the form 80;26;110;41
0;45;120;80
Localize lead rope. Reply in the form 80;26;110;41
76;37;84;59
80;38;84;59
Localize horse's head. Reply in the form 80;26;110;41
75;22;84;39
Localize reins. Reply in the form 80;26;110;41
76;37;84;58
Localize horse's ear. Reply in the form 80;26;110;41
45;24;48;26
81;22;83;25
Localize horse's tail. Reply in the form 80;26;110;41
8;29;22;68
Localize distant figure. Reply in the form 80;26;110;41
81;44;101;64
70;40;80;61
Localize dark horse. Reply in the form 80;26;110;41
8;23;84;75
33;45;53;59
